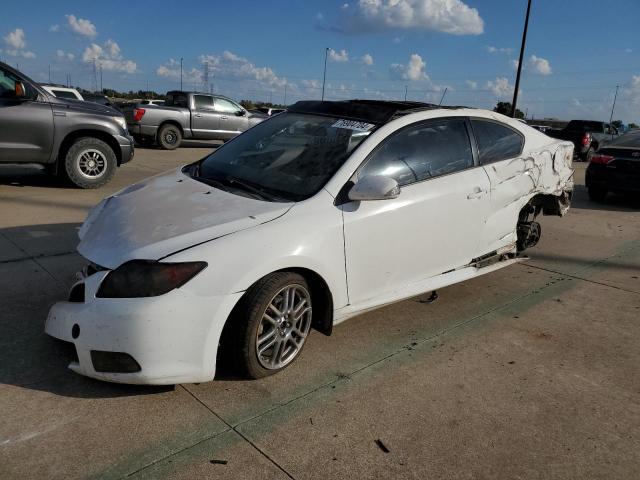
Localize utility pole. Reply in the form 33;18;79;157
202;60;209;92
99;64;103;92
404;85;408;101
609;85;619;129
321;47;329;101
180;57;183;91
511;0;532;117
439;87;448;105
92;58;98;92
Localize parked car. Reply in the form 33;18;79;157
529;124;550;134
0;62;134;188
45;100;574;384
41;84;84;100
82;92;113;108
139;99;165;106
585;130;640;201
251;107;285;116
547;120;620;161
123;91;267;149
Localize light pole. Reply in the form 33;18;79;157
321;47;329;101
180;57;183;91
404;85;408;101
439;87;448;105
511;0;532;118
609;85;619;128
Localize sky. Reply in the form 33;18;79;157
1;0;639;123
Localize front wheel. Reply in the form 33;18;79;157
63;137;117;189
157;124;182;150
225;272;313;379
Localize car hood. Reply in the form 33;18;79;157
77;168;294;269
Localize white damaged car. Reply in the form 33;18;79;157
46;100;574;384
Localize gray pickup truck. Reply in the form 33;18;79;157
124;91;267;149
0;62;134;188
547;120;620;161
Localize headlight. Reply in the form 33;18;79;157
96;260;207;298
112;116;127;133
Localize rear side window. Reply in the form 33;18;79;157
471;120;524;165
194;95;213;110
359;119;474;186
166;93;188;108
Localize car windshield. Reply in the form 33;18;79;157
193;113;373;202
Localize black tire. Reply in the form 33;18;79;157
223;272;312;379
157;124;182;150
588;186;607;202
63;137;117;189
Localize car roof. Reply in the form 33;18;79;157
287;99;469;125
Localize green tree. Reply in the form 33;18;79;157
493;101;524;119
628;122;639;129
611;120;623;130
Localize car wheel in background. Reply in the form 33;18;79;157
157;124;182;150
588;186;607;202
63;137;116;189
224;272;313;379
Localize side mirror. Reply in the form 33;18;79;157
348;175;400;201
236;110;246;116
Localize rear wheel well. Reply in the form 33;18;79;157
158;121;183;138
57;130;121;167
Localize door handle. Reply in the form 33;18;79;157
467;187;485;200
220;115;228;120
194;113;202;118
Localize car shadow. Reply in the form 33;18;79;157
0;164;68;188
0;222;174;398
569;185;640;212
133;140;222;150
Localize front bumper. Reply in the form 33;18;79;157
45;269;242;385
116;133;135;164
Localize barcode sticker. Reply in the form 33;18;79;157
331;119;375;132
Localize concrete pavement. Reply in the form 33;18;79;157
0;148;638;479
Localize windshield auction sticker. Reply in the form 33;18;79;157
331;119;375;132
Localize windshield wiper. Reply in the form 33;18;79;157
222;175;283;202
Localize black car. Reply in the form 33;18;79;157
585;130;640;201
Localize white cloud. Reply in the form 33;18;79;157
361;53;374;65
49;24;60;32
487;46;513;55
328;48;349;62
393;36;403;43
157;51;289;90
528;55;552;75
625;48;633;54
390;53;428;81
316;12;324;20
465;80;477;90
511;59;519;70
3;28;36;59
4;28;26;49
82;39;136;73
56;49;75;61
341;0;484;35
486;76;514;98
66;14;97;38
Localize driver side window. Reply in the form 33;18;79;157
358;119;474;186
214;98;242;114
